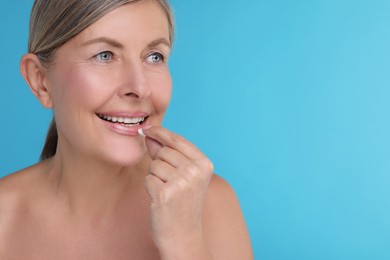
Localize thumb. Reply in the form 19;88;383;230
145;136;163;159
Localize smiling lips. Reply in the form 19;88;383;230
97;113;147;127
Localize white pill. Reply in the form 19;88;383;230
138;128;146;137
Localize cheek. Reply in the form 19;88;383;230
50;65;113;110
150;72;172;114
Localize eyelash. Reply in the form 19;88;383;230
93;51;166;64
94;51;114;62
147;52;165;64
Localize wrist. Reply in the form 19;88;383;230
157;231;213;260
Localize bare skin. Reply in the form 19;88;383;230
0;157;252;259
0;160;161;259
0;1;253;259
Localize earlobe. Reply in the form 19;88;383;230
20;53;53;108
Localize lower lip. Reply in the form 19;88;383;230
99;117;149;136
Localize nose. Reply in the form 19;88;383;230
118;61;151;99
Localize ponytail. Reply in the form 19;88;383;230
40;118;58;161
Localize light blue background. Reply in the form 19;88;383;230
1;1;390;259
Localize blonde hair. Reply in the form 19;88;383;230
28;0;174;160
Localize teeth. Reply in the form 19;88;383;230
98;114;145;125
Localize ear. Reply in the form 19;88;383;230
20;53;53;108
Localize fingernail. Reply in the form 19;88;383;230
143;125;152;130
138;128;146;137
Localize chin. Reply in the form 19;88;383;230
100;144;148;167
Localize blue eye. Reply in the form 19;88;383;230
95;51;113;62
147;52;164;64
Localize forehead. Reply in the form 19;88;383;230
73;1;170;45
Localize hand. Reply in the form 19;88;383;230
142;126;214;256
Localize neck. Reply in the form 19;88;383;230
45;147;150;219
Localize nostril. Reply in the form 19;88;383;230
124;92;139;98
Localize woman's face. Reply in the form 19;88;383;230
45;1;172;165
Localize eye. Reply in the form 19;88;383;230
147;52;165;64
95;51;113;62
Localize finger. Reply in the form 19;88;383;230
142;126;204;160
145;136;163;159
149;160;177;183
154;146;189;168
144;173;164;198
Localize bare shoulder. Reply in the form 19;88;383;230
0;169;29;240
203;174;254;260
0;164;43;196
0;163;48;254
207;174;237;198
0;169;28;209
205;174;246;217
0;163;45;223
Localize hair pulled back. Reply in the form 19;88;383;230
28;0;174;161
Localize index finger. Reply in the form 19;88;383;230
142;126;204;160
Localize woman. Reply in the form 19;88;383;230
0;0;253;259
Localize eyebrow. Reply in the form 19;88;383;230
148;37;171;48
82;37;171;49
82;37;124;48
